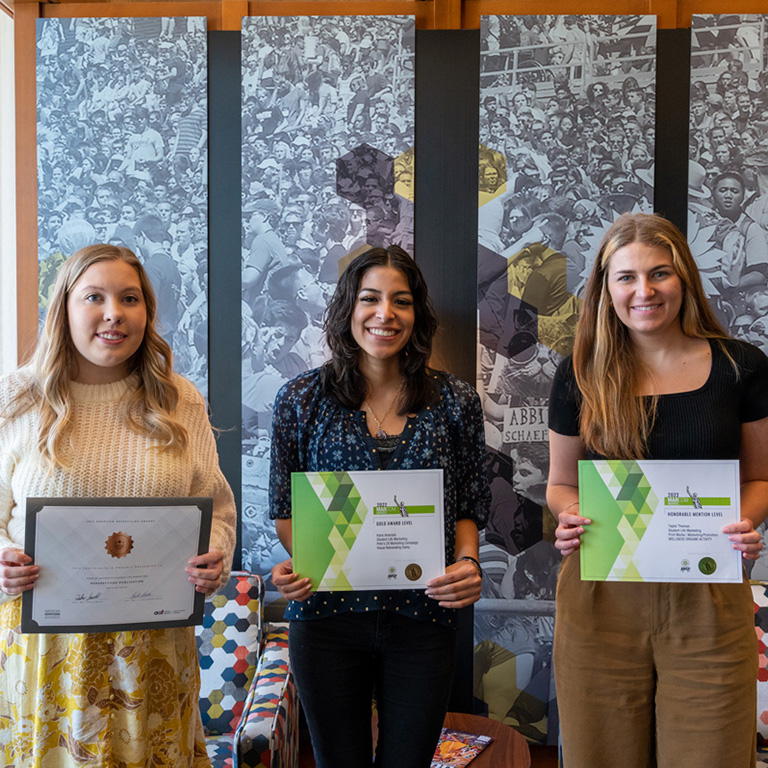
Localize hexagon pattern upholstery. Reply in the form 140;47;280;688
196;571;298;768
753;584;768;765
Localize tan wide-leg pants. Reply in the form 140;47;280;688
554;554;757;768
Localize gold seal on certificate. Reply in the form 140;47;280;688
405;563;422;581
579;460;741;583
105;531;134;559
21;497;212;634
292;469;445;591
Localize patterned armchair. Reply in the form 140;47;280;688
196;571;299;768
752;583;768;766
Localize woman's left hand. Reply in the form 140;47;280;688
425;560;482;609
723;519;763;560
186;548;225;595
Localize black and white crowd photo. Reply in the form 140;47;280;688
36;16;210;394
476;14;657;744
239;16;416;583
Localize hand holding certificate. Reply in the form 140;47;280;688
21;497;212;633
291;469;445;591
578;460;742;583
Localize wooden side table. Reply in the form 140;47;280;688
442;712;531;768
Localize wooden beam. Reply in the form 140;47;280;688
14;1;38;364
221;0;247;30
9;0;711;29
433;0;462;29
649;0;678;28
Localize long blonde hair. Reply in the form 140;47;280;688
4;244;187;467
573;213;731;459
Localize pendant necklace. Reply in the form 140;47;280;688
364;396;398;439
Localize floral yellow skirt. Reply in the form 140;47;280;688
0;598;211;768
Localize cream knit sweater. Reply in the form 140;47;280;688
0;368;237;605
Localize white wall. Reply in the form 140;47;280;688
0;12;17;373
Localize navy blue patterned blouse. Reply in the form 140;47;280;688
269;367;490;627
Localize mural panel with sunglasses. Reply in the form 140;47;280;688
239;16;416;593
476;14;657;744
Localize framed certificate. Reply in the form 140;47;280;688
21;497;212;633
579;460;741;583
292;469;445;591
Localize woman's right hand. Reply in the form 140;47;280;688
554;509;591;557
0;549;39;595
271;558;314;602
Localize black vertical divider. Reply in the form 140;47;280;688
654;28;691;234
207;31;243;570
415;30;481;388
415;29;481;714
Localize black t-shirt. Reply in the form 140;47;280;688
548;338;768;460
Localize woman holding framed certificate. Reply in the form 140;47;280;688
269;246;490;768
0;245;236;767
547;213;768;767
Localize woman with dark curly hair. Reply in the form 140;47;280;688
269;245;490;768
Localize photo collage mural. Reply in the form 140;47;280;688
688;14;768;747
476;15;656;743
34;13;768;745
688;15;768;369
239;16;416;591
36;17;209;395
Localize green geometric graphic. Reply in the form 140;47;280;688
293;472;369;591
592;460;658;581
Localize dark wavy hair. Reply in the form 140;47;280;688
321;245;440;413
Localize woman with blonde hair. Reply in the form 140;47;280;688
548;212;768;767
0;244;236;767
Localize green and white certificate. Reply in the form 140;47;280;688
578;460;741;583
291;469;445;591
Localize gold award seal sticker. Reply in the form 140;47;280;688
105;531;134;559
404;563;422;581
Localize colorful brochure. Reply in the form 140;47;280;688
292;469;445;591
431;728;493;767
579;459;741;583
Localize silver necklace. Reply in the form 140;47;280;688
363;397;398;439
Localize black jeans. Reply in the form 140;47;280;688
289;611;457;768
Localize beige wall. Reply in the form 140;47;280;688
1;10;16;373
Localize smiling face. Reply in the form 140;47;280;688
483;166;500;188
67;260;147;384
606;242;683;340
737;92;752;114
351;266;415;367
